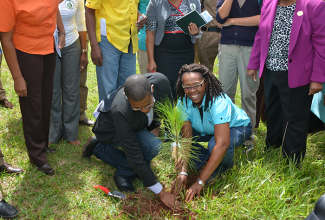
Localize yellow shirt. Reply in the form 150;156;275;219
86;0;139;53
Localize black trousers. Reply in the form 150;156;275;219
264;69;313;163
16;49;56;167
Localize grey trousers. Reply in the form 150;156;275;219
218;44;260;133
137;49;148;74
49;39;81;143
0;52;6;100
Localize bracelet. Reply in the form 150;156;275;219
82;49;88;53
178;172;188;176
58;32;66;36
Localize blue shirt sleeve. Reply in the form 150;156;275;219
210;97;232;125
176;98;192;122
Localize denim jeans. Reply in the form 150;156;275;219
93;129;162;179
191;123;252;178
96;36;136;102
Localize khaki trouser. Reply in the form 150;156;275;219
79;37;89;121
0;52;7;100
137;49;148;74
218;44;260;133
195;31;221;72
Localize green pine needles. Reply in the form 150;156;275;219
155;97;201;173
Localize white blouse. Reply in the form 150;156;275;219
59;0;86;47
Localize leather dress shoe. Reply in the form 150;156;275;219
0;163;24;174
82;136;99;159
45;146;57;154
113;171;135;193
0;200;19;219
38;164;54;176
79;118;95;126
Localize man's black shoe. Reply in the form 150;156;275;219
82;136;99;159
113;171;135;193
0;200;19;219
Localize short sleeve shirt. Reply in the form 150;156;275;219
85;0;139;53
0;0;58;55
177;94;250;136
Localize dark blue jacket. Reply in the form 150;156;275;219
216;0;262;46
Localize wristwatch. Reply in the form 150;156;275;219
82;49;88;53
197;178;205;186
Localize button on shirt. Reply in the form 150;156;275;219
177;94;250;136
85;0;139;53
0;0;58;55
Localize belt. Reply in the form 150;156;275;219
201;27;221;32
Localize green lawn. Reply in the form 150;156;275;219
0;55;324;219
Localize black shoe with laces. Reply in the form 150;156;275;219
0;199;19;219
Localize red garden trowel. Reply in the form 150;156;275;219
94;185;126;199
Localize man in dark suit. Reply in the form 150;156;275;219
82;73;181;210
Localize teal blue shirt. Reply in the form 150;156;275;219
177;94;250;136
138;0;149;51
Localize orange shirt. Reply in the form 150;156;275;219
0;0;58;55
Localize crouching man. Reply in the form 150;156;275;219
82;73;181;210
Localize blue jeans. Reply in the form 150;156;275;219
93;129;162;179
97;36;136;102
192;123;252;178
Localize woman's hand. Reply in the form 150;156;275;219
188;22;199;36
14;76;27;97
247;69;257;82
171;175;187;195
147;60;157;73
218;18;233;28
308;81;322;95
80;52;88;71
58;34;66;50
186;181;204;202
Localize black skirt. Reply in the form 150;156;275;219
154;33;194;99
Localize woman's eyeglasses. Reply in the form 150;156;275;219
182;78;205;91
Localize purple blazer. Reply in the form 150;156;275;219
247;0;325;88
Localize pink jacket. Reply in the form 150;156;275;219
247;0;325;88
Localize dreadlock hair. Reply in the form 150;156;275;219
175;63;224;110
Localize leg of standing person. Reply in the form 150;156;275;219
196;31;221;73
137;49;148;74
49;53;63;144
117;41;136;89
218;44;239;104
264;69;284;150
0;141;24;175
96;36;134;102
237;46;260;133
79;35;95;126
61;40;81;143
0;51;13;109
16;49;56;174
269;70;312;164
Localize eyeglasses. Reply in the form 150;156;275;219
182;78;205;91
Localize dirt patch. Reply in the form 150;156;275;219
121;193;196;219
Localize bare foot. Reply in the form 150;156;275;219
69;140;81;146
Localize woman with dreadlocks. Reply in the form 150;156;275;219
171;63;252;202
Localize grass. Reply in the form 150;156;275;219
0;54;324;219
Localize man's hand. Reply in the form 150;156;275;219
14;76;27;97
308;81;322;95
247;69;258;82
171;175;187;195
158;189;182;211
188;22;199;36
136;14;147;29
185;181;203;202
91;44;103;66
147;60;157;73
